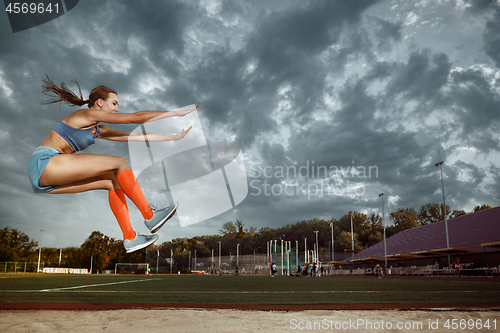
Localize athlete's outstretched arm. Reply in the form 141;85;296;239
98;125;193;142
84;104;200;125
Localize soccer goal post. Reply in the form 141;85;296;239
114;263;150;275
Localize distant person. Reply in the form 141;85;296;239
454;259;460;277
28;77;198;253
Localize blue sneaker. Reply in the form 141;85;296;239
123;233;159;253
144;201;179;233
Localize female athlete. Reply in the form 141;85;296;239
27;76;199;253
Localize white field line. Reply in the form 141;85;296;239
38;278;162;292
0;290;496;294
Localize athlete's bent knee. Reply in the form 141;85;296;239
115;156;131;173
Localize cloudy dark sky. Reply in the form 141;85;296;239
0;0;499;248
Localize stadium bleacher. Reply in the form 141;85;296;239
349;206;500;272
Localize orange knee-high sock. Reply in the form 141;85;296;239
109;189;136;240
116;169;153;220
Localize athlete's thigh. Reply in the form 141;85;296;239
49;174;118;194
40;153;127;186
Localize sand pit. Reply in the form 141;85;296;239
1;308;498;332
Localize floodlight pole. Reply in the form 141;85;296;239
379;193;387;267
296;240;299;269
266;241;269;262
237;244;240;268
218;241;221;273
304;237;307;263
314;230;319;263
288;241;291;276
281;239;284;275
349;212;354;257
268;241;271;275
37;229;44;273
267;241;273;267
274;240;277;267
330;221;334;262
435;161;450;266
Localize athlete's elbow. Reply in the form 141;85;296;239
130;112;145;124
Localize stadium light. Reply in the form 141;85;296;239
379;193;387;267
435;161;450;266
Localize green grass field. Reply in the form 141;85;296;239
1;274;500;305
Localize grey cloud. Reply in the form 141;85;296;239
464;0;498;14
385;50;452;101
370;16;403;52
449;67;500;142
483;10;500;68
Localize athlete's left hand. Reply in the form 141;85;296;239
174;126;193;140
176;104;200;117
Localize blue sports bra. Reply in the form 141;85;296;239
52;121;100;152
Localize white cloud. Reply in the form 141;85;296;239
405;12;419;26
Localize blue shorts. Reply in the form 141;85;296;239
27;146;62;193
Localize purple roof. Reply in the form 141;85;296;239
351;206;500;260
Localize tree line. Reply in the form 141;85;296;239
0;204;491;272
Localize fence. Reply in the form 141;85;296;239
1;262;91;274
1;262;43;273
